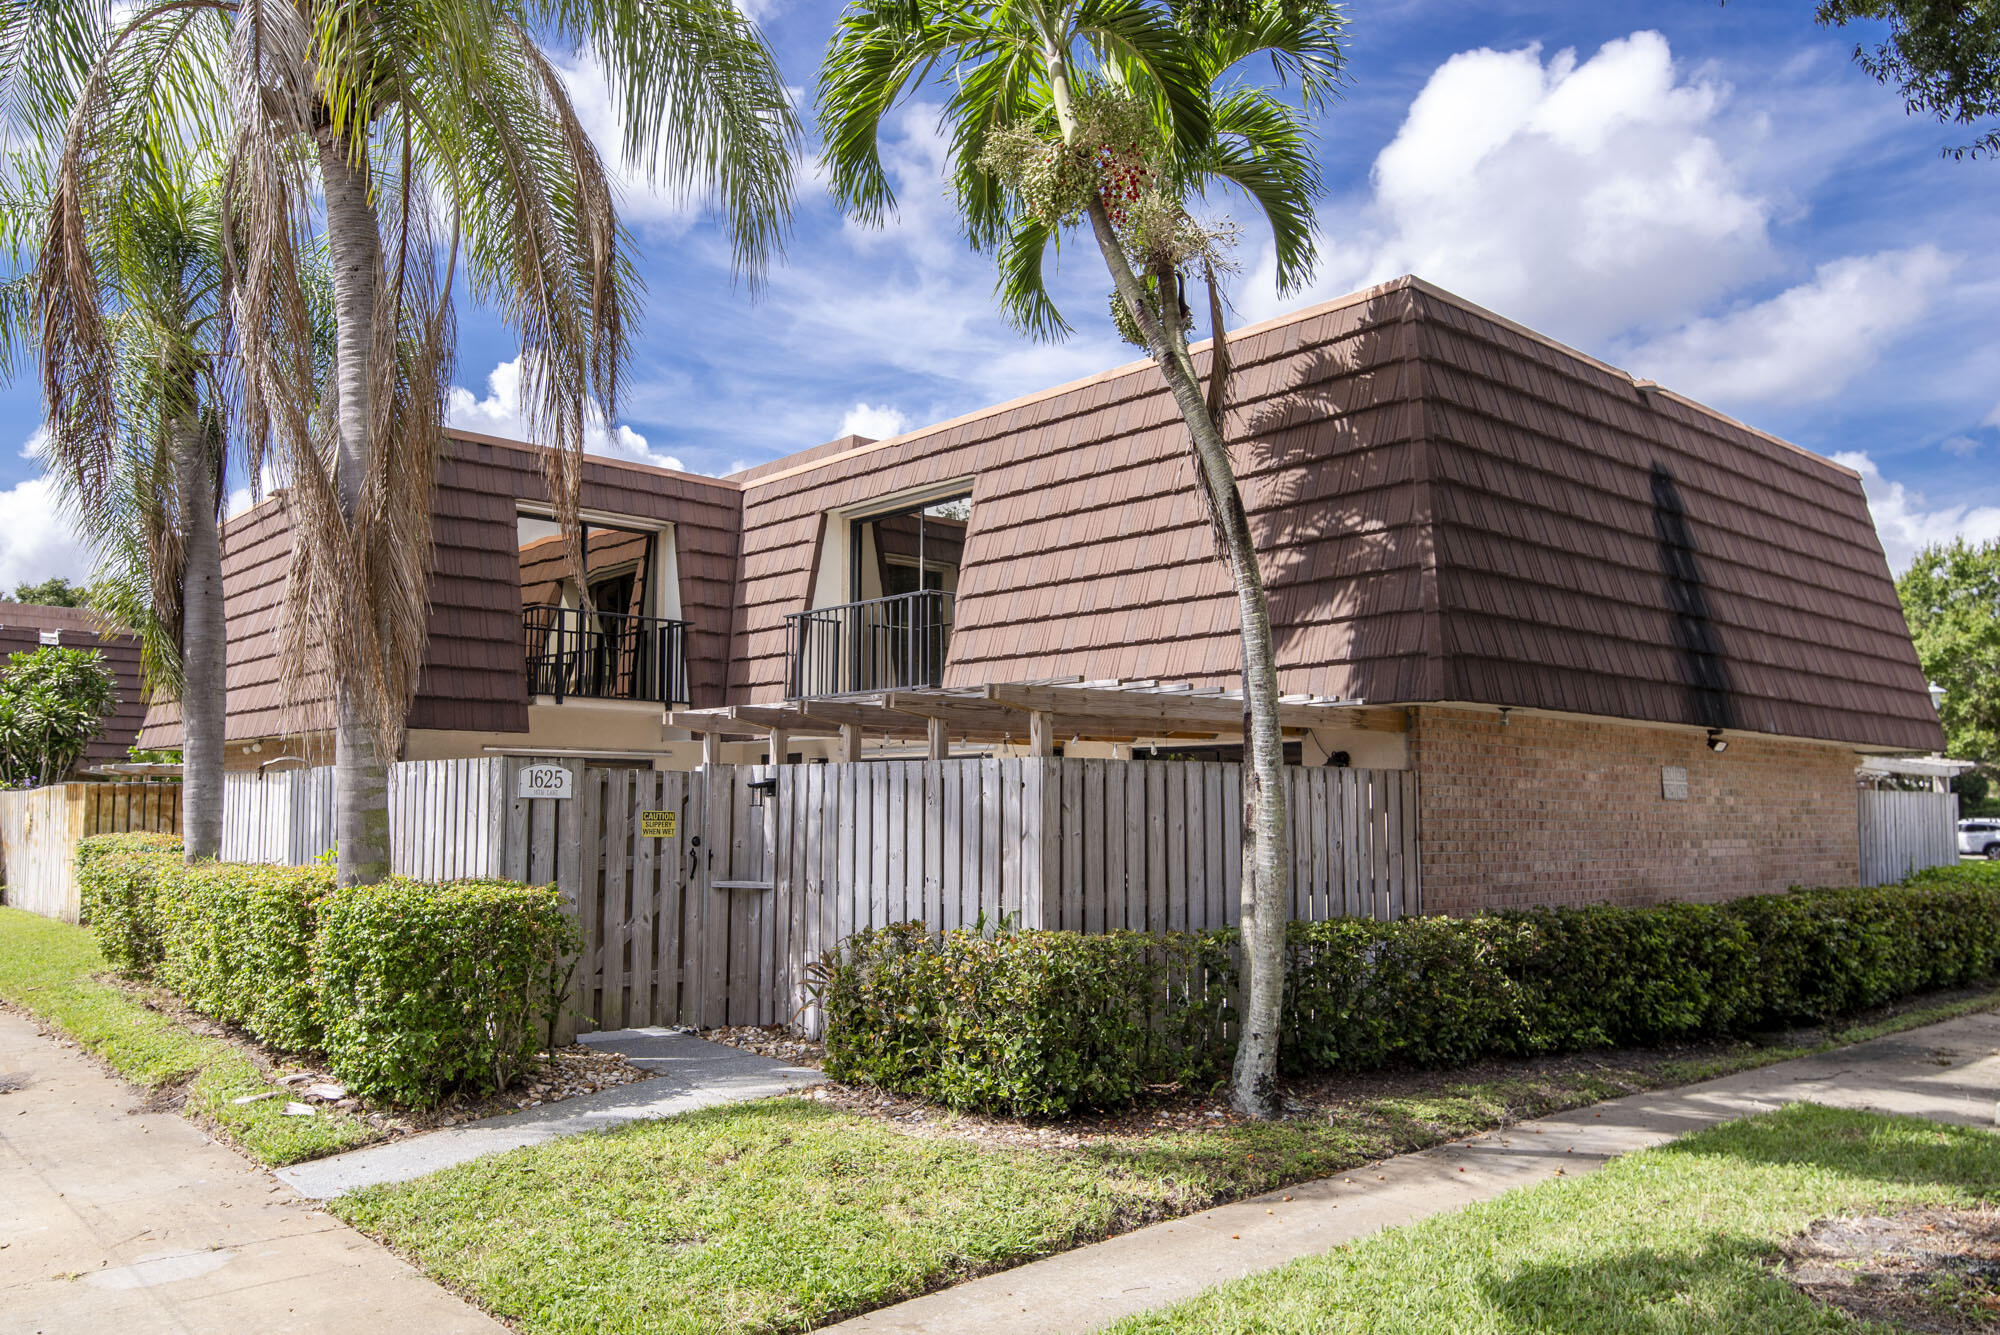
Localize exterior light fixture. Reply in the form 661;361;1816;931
1497;707;1511;727
1929;682;1947;716
1705;729;1727;753
747;776;778;808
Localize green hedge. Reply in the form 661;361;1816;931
74;833;576;1107
156;861;332;1054
819;923;1234;1117
317;879;577;1105
819;870;2000;1116
76;833;183;974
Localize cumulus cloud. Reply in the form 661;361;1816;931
1834;450;2000;573
1260;31;1776;343
0;430;95;591
448;358;688;472
1622;247;1956;406
838;402;908;440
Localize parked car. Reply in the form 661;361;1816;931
1958;819;2000;859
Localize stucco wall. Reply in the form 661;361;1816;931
1410;705;1860;915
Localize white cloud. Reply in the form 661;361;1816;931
1622;247;1957;407
1834;450;2000;573
447;358;688;473
838;402;908;440
1942;435;1981;458
1260;31;1777;343
0;475;94;592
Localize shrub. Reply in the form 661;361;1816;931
820;924;1233;1117
155;861;333;1053
315;878;577;1105
72;843;577;1107
819;869;2000;1116
75;832;183;973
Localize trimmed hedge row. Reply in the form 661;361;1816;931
819;869;2000;1116
816;923;1235;1117
76;834;576;1105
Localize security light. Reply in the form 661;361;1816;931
1705;730;1727;753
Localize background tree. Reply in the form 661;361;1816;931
1897;537;2000;761
0;643;117;785
819;0;1342;1116
9;576;88;606
1819;0;2000;157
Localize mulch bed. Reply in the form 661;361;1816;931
1782;1208;2000;1332
700;1023;1675;1151
702;988;1998;1154
111;976;656;1138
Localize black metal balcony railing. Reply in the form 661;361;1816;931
785;589;954;698
522;604;689;705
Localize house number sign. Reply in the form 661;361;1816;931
640;810;678;839
518;764;573;800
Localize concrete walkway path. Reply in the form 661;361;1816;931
0;1009;506;1335
829;1011;2000;1335
277;1027;822;1199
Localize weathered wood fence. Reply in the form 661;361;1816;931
0;781;183;922
1858;787;1959;886
220;756;1419;1036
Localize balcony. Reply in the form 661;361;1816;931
523;604;689;705
785;589;954;699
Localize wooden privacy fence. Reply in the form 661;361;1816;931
219;756;1419;1037
0;781;183;923
1858;787;1959;886
579;759;1418;1037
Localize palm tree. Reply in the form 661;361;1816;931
0;17;236;861
31;0;797;885
819;0;1342;1116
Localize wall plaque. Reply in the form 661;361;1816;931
1661;766;1689;801
517;764;573;800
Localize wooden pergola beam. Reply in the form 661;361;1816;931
981;683;1405;734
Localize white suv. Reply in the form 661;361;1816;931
1958;819;2000;859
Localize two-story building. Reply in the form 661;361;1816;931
142;275;1943;910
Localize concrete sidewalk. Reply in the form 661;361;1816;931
0;1009;507;1335
277;1027;823;1199
828;1010;2000;1335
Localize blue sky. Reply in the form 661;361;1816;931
1;0;1995;585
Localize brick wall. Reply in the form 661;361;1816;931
1410;705;1860;915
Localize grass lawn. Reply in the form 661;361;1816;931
0;906;375;1165
334;988;2000;1335
335;1097;1195;1334
1104;1102;2000;1334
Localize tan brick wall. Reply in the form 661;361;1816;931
1410;706;1860;915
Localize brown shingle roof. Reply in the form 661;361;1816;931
725;276;1938;752
145;276;1939;754
0;603;146;767
142;430;742;747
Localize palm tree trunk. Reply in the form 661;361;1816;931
1045;42;1290;1118
174;417;224;861
319;133;393;887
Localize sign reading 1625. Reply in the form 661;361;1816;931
518;764;573;800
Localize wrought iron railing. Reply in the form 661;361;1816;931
522;604;689;705
785;589;954;698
